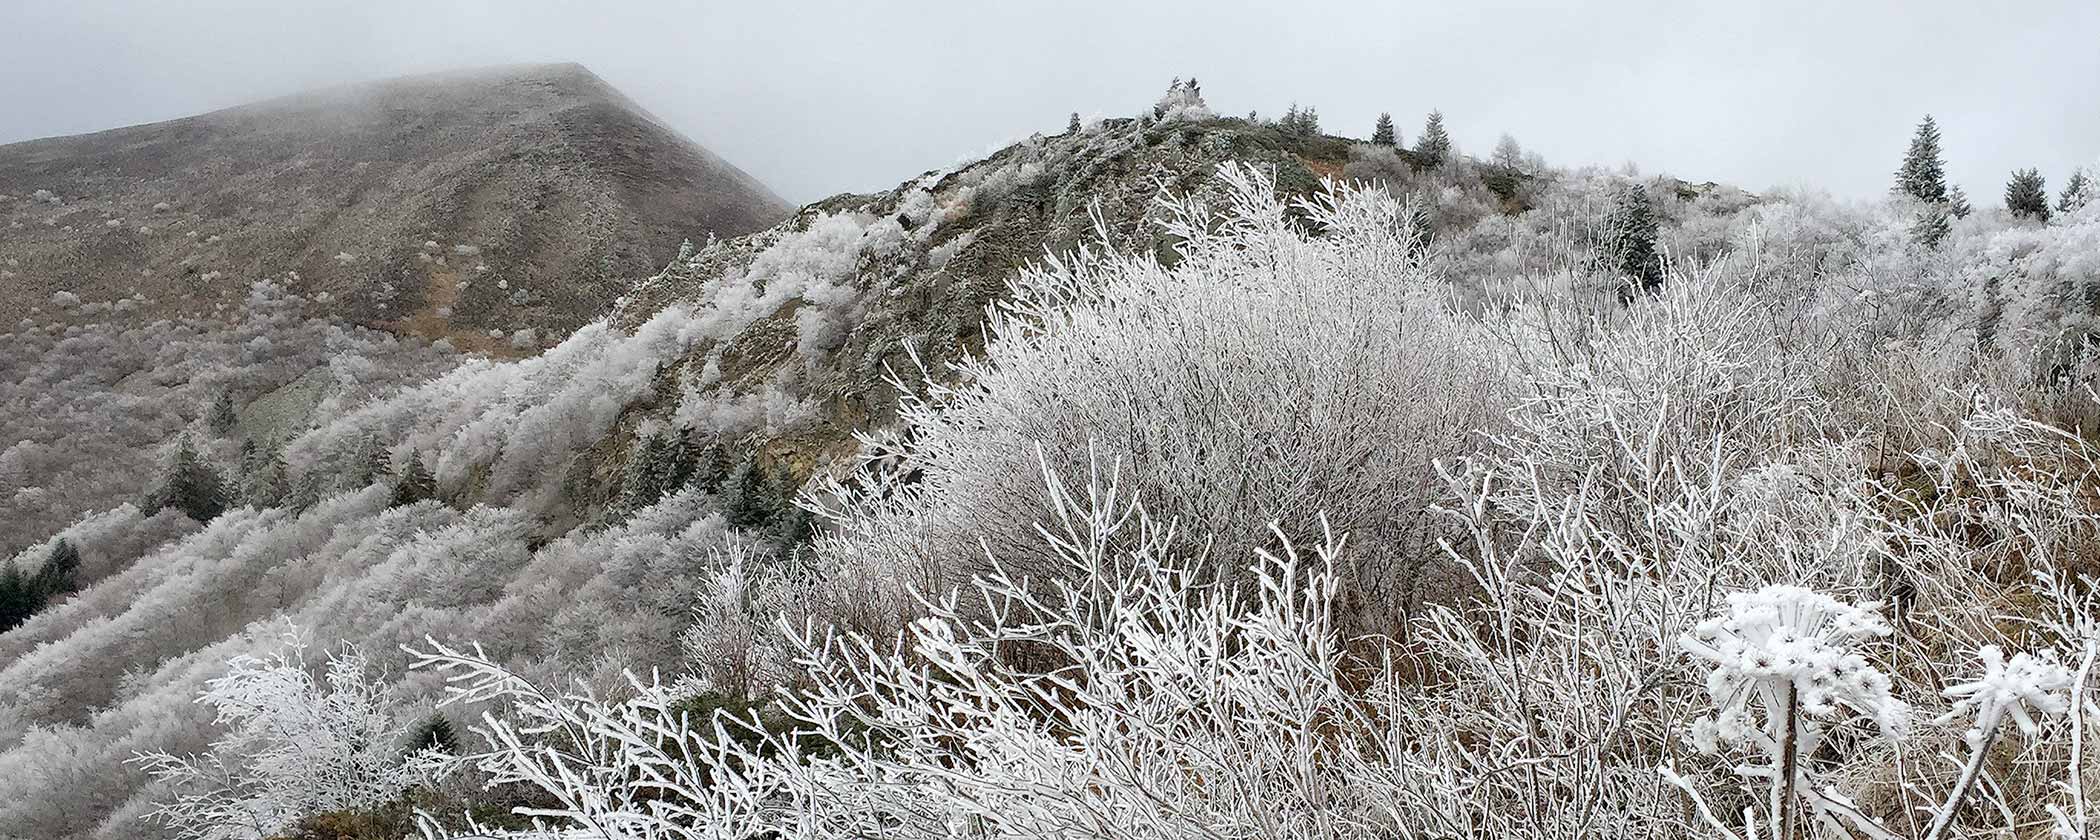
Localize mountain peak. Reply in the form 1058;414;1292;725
0;65;791;349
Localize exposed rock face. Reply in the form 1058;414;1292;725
598;115;1346;497
0;63;791;347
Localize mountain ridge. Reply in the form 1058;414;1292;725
0;63;791;349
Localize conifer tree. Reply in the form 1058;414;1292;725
389;454;436;508
407;713;461;755
1371;113;1397;147
0;562;40;632
1067;112;1082;134
142;435;230;523
1601;183;1661;292
1948;184;1972;219
724;457;778;529
353;434;392;487
207;391;239;436
1894;115;1948;204
32;539;81;600
2006;168;2051;222
2059;168;2092;214
1909;206;1951;248
239;440;291;508
694;444;732;494
1414;110;1452;169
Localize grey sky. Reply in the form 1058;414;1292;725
4;0;2095;205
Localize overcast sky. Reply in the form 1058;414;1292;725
4;0;2096;205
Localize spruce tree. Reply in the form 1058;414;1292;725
407;713;462;755
1067;112;1082;134
142;436;229;523
0;562;41;632
1948;184;1973;219
2059;168;2093;214
1909;206;1951;248
2006;168;2051;222
1414;110;1452;169
390;454;437;508
207;391;239;436
1371;113;1397;147
1893;115;1948;204
32;539;82;600
239;440;291;508
355;435;393;487
1601;184;1661;293
724;457;778;529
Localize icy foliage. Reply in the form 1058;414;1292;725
131;636;425;840
1681;585;1907;744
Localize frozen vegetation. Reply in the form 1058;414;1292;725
2;83;2100;840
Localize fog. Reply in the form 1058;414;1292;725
3;0;2095;204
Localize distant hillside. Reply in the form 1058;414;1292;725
0;63;791;348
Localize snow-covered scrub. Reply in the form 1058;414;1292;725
284;305;711;518
15;104;2100;840
0;281;454;557
369;164;2100;840
131;635;430;840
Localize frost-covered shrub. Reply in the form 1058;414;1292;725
815;164;1508;635
132;635;427;840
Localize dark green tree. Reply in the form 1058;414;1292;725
389;454;437;508
1948;184;1973;219
1414;110;1452;169
724;457;779;529
1371;112;1397;147
207;391;239;435
31;539;82;600
239;441;291;508
142;435;230;523
355;435;393;487
0;563;44;632
1894;115;1948;204
2059;168;2092;214
1909;206;1951;248
406;713;462;755
2006;168;2051;222
1601;184;1661;293
1066;112;1081;134
619;430;694;513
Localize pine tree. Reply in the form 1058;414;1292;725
142;435;229;523
207;391;239;436
0;562;41;632
694;444;732;494
406;713;462;756
356;435;393;487
32;539;82;600
724;457;778;529
1067;112;1082;134
1371;113;1397;147
1909;206;1951;248
2006;168;2051;222
1414;110;1452;169
2059;168;2093;214
239;441;291;508
389;454;436;508
1893;115;1948;204
1601;184;1661;293
1948;184;1973;219
1299;106;1320;136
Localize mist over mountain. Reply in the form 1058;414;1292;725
2;61;2099;840
0;63;789;345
